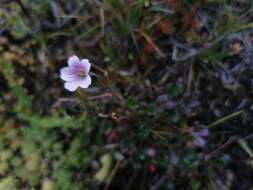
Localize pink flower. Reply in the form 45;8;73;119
60;55;92;92
146;147;156;158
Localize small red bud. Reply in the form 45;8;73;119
148;164;156;173
106;130;119;143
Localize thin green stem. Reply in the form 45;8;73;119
207;110;244;128
76;88;88;102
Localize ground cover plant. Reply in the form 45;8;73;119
0;0;253;189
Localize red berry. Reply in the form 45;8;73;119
148;164;156;173
107;130;119;143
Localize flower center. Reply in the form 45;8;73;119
79;70;86;78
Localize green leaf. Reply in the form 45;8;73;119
167;84;182;98
129;0;146;25
239;139;253;158
95;153;112;183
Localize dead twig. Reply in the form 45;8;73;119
52;98;80;109
171;32;227;61
103;160;122;190
140;31;166;58
205;136;239;160
88;92;113;100
150;169;171;190
15;0;33;23
52;93;112;108
187;61;194;93
205;133;253;160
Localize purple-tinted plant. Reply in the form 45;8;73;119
191;128;209;148
60;55;92;92
146;147;156;158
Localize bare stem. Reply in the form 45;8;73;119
16;0;33;23
207;110;244;128
103;160;122;190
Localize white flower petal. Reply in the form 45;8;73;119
79;75;92;88
193;136;206;147
64;81;80;92
80;59;91;74
60;73;77;82
62;56;92;91
68;55;80;67
60;67;72;74
60;67;78;81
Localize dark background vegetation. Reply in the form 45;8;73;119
0;0;253;189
